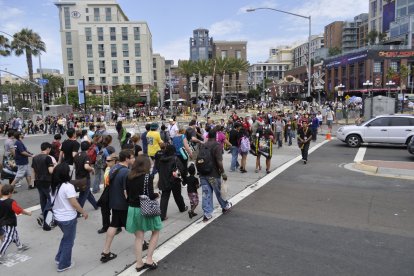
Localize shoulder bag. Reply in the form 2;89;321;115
139;174;161;217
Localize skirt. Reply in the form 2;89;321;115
126;206;163;233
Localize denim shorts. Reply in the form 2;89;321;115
15;164;31;179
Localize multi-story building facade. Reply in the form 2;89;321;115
212;40;248;96
55;0;154;101
324;21;344;50
152;53;165;105
293;35;324;68
342;21;359;52
389;0;414;46
248;62;291;90
268;46;293;63
189;29;213;61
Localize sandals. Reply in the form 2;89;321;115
136;265;146;272
144;262;158;270
100;252;117;263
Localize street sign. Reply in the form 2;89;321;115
38;79;49;85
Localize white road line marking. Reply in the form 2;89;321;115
120;139;330;276
354;147;367;163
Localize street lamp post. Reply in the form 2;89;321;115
385;80;395;98
363;80;373;119
247;7;312;98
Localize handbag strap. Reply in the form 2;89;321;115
51;184;62;208
144;174;149;196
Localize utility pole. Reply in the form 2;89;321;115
39;54;45;118
65;76;68;105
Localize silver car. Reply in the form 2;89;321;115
336;114;414;147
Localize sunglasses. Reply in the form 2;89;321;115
106;159;114;162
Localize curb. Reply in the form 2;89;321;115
353;162;414;179
353;162;378;173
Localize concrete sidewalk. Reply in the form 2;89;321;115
0;136;330;275
354;160;414;179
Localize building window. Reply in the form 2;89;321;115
134;43;141;57
235;50;242;59
85;27;92;41
373;61;382;73
112;76;118;85
99;60;106;74
64;7;71;29
88;77;94;85
135;60;142;73
133;27;140;40
98;44;104;58
97;27;104;41
69;79;75;85
124;76;130;84
153;70;157;81
65;32;72;45
85;7;89;13
100;77;106;84
66;48;73;61
86;44;93;58
94;8;100;21
111;60;118;73
111;44;117;57
390;61;399;71
87;61;94;74
221;50;227;58
136;76;142;83
105;7;111;21
86;16;89;22
123;60;130;73
122;43;129;57
110;27;116;41
153;58;157;68
122;27;128;40
68;63;74;76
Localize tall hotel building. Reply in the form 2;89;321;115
55;0;154;100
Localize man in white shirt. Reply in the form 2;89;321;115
167;119;178;139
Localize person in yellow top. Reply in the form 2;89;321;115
146;123;164;159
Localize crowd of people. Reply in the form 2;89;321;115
0;102;334;272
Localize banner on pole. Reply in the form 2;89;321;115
2;95;8;104
78;79;85;105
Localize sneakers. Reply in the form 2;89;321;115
188;210;198;219
17;244;30;252
97;228;108;234
15;184;22;188
57;262;75;272
202;216;211;223
222;202;233;214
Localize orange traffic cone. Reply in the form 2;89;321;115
326;132;332;140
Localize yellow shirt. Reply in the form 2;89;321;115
147;131;163;157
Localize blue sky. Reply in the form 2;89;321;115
0;0;367;77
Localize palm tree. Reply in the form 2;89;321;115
11;28;46;82
177;60;195;101
232;58;249;101
213;57;231;107
0;35;11;57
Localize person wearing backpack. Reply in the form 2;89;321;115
92;135;114;194
196;129;232;222
238;129;250;173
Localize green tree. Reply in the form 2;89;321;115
367;30;378;45
112;84;140;108
54;90;80;108
150;88;158;107
43;74;64;103
247;89;259;99
328;47;342;57
177;60;195;100
230;58;249;101
193;59;212;99
0;35;11;57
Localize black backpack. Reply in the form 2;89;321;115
196;143;218;175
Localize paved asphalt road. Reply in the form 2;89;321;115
144;140;414;276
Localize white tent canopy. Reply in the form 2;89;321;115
176;98;187;102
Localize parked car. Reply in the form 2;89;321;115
336;114;414;148
408;136;414;155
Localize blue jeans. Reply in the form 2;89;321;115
276;132;283;147
78;179;98;209
55;218;77;270
230;146;239;171
92;167;103;193
200;176;229;219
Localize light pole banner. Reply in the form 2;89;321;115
2;95;8;104
78;79;85;105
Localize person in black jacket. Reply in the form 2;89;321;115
156;145;188;221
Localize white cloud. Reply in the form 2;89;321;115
155;37;189;63
210;20;242;36
293;0;368;20
0;1;24;21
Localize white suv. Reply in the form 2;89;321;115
336;114;414;147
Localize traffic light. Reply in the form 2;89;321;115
44;92;49;104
